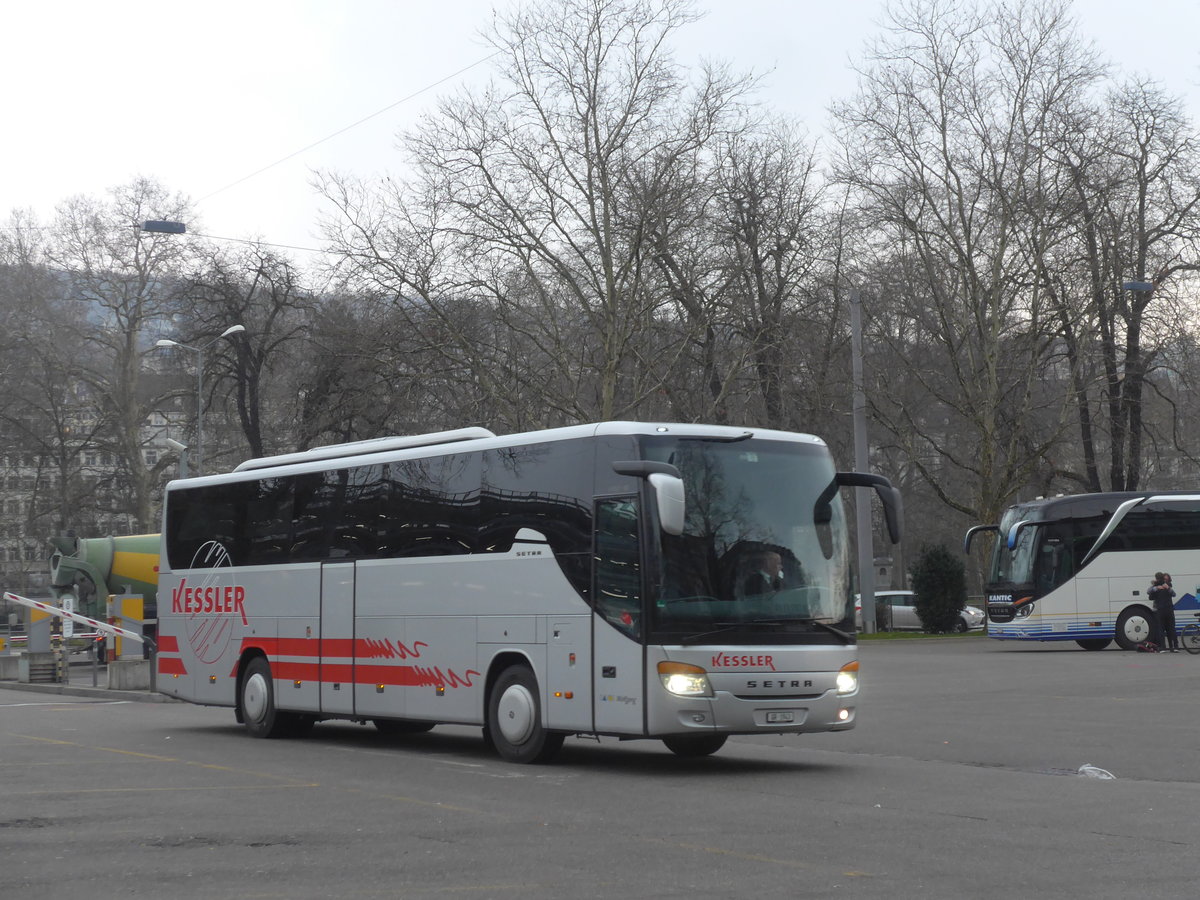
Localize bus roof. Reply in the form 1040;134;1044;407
169;422;828;492
1007;490;1200;521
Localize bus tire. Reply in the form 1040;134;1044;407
662;733;728;757
240;657;292;739
1115;607;1155;651
487;664;564;764
1075;638;1112;651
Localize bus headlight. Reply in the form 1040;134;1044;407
658;661;713;697
836;661;859;695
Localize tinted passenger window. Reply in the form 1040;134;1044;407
482;440;594;598
378;453;480;556
1101;508;1200;554
245;478;293;565
166;482;246;569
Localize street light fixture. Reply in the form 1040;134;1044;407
155;325;246;475
141;220;186;235
164;438;190;479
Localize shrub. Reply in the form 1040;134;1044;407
910;544;968;633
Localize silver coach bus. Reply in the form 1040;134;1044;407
157;422;901;763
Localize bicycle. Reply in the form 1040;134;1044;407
1180;613;1200;654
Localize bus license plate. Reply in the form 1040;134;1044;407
765;711;794;724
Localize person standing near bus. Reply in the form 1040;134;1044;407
1152;572;1180;652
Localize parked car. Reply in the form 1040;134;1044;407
855;590;985;633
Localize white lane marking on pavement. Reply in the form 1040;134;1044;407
0;700;132;707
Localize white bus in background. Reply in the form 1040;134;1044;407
157;422;901;763
965;492;1200;651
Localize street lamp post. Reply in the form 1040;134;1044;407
155;325;245;475
850;288;877;633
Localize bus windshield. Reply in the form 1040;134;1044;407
991;504;1041;585
642;437;851;640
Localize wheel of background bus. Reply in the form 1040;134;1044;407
240;656;292;739
374;719;435;735
662;733;728;757
1075;638;1113;651
1114;607;1155;652
1180;624;1200;655
487;665;565;764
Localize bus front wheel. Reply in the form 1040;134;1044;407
487;665;564;764
1115;607;1155;651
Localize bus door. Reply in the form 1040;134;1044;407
591;496;647;736
1037;525;1079;633
319;560;356;716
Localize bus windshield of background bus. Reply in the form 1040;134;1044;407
992;505;1039;585
641;438;851;636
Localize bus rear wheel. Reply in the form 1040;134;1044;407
662;734;728;757
240;657;295;739
487;664;564;764
1115;607;1155;651
1075;638;1112;651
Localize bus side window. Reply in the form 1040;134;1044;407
482;442;594;599
594;498;641;638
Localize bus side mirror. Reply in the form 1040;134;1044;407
648;472;685;536
612;460;686;536
825;472;904;545
963;524;1000;554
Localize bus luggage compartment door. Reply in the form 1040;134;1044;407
320;561;356;716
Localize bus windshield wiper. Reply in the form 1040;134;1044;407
679;622;762;645
679;618;811;645
799;619;854;644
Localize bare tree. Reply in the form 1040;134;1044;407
0;214;106;536
179;244;313;461
322;0;753;427
45;179;193;531
832;0;1104;527
1039;78;1200;491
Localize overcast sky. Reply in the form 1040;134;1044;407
2;0;1198;260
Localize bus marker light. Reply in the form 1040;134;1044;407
376;684;385;693
836;661;859;695
436;685;445;696
293;680;302;688
209;675;217;684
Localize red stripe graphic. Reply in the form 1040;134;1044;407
231;637;478;688
158;657;187;675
